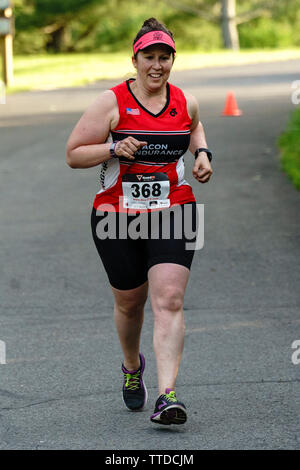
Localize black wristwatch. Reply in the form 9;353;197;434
110;141;119;158
194;148;212;162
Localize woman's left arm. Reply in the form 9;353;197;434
185;91;213;184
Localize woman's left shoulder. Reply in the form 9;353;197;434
169;83;195;102
168;83;199;121
181;90;197;106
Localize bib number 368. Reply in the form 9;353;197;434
131;182;162;198
122;173;170;209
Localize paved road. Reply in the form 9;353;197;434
0;59;299;450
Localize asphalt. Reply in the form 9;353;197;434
0;58;299;450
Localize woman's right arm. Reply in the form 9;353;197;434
66;90;118;169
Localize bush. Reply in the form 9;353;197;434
14;30;48;55
278;106;300;190
239;18;296;48
167;15;222;51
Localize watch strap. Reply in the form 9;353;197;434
194;147;212;162
110;141;119;158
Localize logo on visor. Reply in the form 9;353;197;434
153;32;163;40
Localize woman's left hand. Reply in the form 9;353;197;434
192;153;213;183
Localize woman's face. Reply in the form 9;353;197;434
132;44;174;91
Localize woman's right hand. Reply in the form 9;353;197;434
115;137;148;160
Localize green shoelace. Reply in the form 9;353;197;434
124;370;140;390
164;390;177;402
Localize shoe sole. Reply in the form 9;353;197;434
150;404;187;425
123;381;148;411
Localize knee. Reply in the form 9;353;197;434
152;287;184;315
153;291;185;334
115;296;147;318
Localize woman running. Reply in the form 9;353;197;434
66;17;212;425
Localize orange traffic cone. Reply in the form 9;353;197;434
222;91;242;116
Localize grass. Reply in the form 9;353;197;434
4;47;300;94
278;106;300;191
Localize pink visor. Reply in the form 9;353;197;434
133;30;176;55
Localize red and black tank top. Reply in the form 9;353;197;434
93;79;196;212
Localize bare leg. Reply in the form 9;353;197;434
112;281;148;371
148;263;190;395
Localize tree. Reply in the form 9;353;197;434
14;0;300;53
221;0;239;50
16;0;105;52
162;0;288;50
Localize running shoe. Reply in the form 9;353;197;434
122;353;148;411
150;388;187;425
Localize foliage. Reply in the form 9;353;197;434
237;0;300;48
12;0;300;54
239;18;298;48
278;106;300;191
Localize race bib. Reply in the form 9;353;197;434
122;173;170;209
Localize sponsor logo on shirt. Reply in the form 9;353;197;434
135;143;184;157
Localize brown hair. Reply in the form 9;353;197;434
133;18;175;58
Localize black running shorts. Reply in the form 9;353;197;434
91;202;197;290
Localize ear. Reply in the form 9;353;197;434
132;55;137;69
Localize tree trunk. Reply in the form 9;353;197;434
46;25;70;53
221;0;240;50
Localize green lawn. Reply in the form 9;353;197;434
278;106;300;191
5;48;300;94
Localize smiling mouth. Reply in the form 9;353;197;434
149;74;162;78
